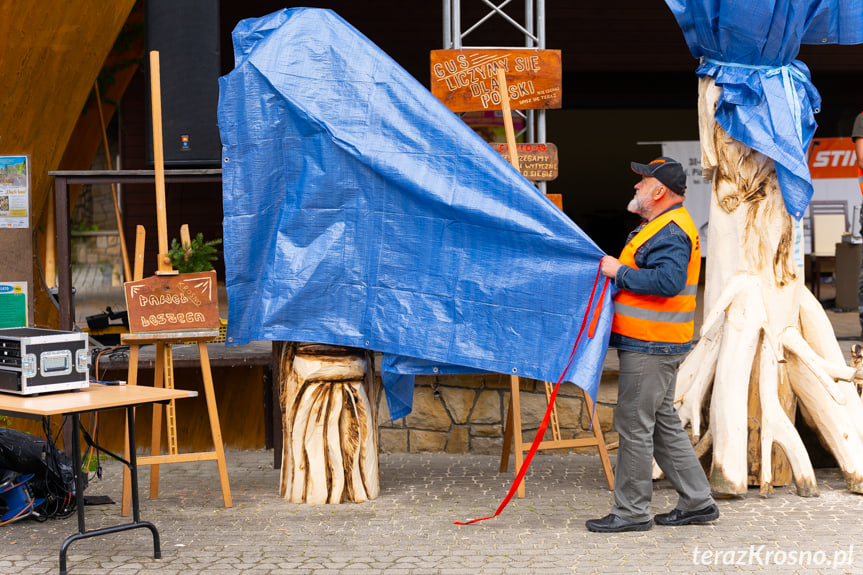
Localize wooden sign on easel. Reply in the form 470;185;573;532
124;271;219;333
119;50;231;517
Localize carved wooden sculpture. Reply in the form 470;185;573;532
277;343;379;504
672;77;862;497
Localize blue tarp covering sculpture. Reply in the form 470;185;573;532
218;8;613;420
665;0;863;220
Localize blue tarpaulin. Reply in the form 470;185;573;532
665;0;863;220
218;8;614;420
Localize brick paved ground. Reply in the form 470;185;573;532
1;448;862;574
8;279;862;574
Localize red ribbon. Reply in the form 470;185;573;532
455;264;610;525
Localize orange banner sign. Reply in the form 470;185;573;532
430;49;562;113
124;270;220;333
808;138;858;179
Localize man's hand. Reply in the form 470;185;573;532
600;255;621;280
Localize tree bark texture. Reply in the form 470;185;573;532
277;342;379;504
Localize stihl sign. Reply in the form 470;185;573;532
808;138;859;179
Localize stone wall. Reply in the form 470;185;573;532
70;136;124;280
375;371;619;456
71;231;123;286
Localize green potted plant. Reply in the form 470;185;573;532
167;233;222;274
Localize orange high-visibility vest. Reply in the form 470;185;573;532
611;205;701;344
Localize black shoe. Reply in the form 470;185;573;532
654;504;719;526
585;513;652;533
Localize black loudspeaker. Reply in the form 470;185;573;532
146;0;221;166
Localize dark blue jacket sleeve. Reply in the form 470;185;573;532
614;221;692;297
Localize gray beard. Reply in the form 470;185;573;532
627;196;643;216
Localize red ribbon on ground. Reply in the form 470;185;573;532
455;264;610;525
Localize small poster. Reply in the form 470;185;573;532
0;282;27;328
0;156;29;228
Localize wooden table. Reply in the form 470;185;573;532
0;384;197;575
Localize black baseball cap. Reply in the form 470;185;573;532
631;156;686;195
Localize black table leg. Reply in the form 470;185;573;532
58;407;161;575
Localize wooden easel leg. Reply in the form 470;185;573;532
583;389;615;490
150;343;166;499
121;344;140;517
198;341;233;508
122;227;146;517
163;345;178;456
499;393;514;472
510;375;526;498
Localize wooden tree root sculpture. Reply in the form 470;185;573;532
671;76;863;497
277;342;380;504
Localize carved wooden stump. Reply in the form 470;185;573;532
277;342;379;504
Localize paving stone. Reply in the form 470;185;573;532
3;397;863;575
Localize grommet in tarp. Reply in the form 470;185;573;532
511;367;518;373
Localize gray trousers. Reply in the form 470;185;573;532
858;207;863;330
611;349;714;522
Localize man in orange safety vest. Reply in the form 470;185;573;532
853;112;863;335
586;157;718;533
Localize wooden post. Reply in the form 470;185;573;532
496;67;520;172
133;226;145;280
94;81;132;283
497;192;615;497
148;51;176;275
44;193;56;289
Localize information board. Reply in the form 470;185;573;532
491;142;558;181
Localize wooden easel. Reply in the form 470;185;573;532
494;69;614;497
120;51;232;516
500;377;615;497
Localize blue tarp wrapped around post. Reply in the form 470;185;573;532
664;0;863;220
218;8;614;420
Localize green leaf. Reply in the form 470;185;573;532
167;233;222;273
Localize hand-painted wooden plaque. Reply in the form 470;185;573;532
430;49;562;113
491;142;559;181
124;271;219;333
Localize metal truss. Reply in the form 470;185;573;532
442;0;548;190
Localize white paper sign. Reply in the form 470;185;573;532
0;156;29;229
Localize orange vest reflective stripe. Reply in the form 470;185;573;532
611;206;701;343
